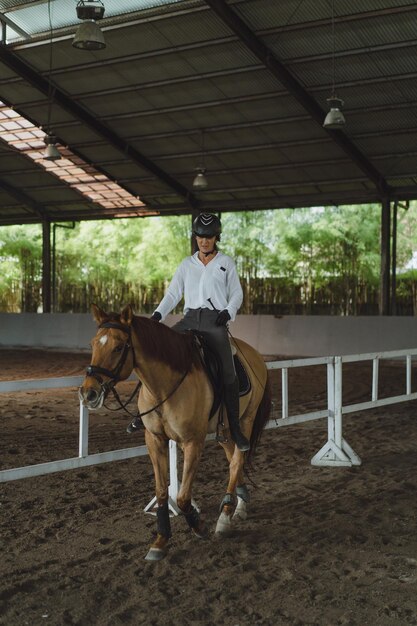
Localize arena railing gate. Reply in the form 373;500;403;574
1;349;417;514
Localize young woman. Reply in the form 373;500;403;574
151;212;249;451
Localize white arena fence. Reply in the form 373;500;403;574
2;348;417;494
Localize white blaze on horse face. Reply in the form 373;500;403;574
99;334;108;346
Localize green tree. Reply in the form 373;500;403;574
0;224;42;311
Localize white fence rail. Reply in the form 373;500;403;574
1;348;417;485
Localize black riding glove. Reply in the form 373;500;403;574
216;309;231;326
151;311;162;322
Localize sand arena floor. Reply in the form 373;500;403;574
1;348;417;626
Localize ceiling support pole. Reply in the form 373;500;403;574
379;198;391;315
42;219;51;314
391;200;398;315
190;208;200;254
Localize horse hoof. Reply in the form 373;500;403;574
215;511;233;536
144;547;167;561
192;524;209;540
233;497;248;521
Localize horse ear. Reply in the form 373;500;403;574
91;303;107;325
120;304;133;326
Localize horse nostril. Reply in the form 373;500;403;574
87;389;98;402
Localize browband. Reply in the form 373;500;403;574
99;321;130;334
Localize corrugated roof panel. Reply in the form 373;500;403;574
0;0;32;9
234;0;328;32
388;176;417;187
354;132;417;156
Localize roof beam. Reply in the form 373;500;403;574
204;0;391;197
0;176;47;219
0;13;31;40
0;44;197;209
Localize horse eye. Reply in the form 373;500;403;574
113;345;124;353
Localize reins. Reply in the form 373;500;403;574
134;365;190;419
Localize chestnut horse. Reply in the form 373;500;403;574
79;304;271;561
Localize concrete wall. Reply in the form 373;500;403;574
1;313;416;356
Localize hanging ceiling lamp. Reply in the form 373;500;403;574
193;167;208;190
323;0;346;129
192;129;208;190
43;134;61;161
43;0;61;161
72;0;106;50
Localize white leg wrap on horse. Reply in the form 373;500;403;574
215;511;232;535
232;495;248;521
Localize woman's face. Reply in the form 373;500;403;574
196;235;216;254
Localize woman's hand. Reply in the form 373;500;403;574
215;309;231;326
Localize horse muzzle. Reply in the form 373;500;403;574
78;385;105;410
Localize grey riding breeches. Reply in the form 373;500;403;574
171;308;236;385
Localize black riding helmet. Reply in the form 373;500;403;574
192;213;221;239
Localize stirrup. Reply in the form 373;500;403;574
216;418;228;443
126;416;142;434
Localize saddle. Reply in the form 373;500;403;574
126;330;251;435
191;331;251;419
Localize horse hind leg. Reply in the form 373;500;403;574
216;483;250;535
233;484;250;521
215;439;248;535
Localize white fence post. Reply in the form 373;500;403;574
144;440;181;516
281;368;288;419
311;357;361;467
372;357;379;401
79;401;89;457
406;354;412;395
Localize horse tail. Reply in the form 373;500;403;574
244;374;272;471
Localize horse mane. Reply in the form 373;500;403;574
129;315;202;373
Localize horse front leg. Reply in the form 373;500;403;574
176;440;208;539
144;429;171;561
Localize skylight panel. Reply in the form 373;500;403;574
0;100;152;214
1;0;186;42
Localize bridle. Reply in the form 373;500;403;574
84;320;191;421
86;321;136;400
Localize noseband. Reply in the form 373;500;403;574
86;321;134;397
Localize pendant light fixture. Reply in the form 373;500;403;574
323;0;346;129
72;1;106;51
43;0;61;161
192;129;208;190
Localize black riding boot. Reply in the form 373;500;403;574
224;379;250;452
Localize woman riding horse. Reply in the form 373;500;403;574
79;214;271;560
151;212;249;451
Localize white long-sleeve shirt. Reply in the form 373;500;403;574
155;251;243;321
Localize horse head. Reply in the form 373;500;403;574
78;304;135;410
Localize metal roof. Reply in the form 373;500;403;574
1;0;417;224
